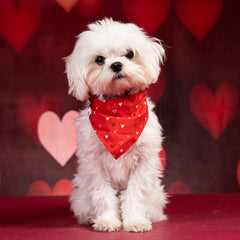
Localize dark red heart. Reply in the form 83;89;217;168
190;82;239;138
174;0;223;41
146;72;166;103
76;0;105;17
122;0;170;36
0;0;41;52
168;181;190;194
237;161;240;187
16;93;61;144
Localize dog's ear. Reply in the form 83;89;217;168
149;38;166;83
64;50;90;101
152;39;165;66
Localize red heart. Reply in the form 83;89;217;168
237;161;240;187
122;0;170;36
0;0;41;52
168;181;190;194
76;0;105;17
16;93;61;144
190;82;239;139
174;0;223;41
146;72;166;103
55;0;79;13
28;179;73;196
159;146;166;174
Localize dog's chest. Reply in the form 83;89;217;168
103;154;138;190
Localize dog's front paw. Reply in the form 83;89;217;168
93;218;122;232
123;219;152;232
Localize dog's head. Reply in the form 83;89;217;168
65;18;165;101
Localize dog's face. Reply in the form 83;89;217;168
65;18;165;101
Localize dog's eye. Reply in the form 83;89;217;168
95;56;105;65
125;50;134;59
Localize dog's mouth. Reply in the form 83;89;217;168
102;74;136;99
103;90;131;99
114;74;125;80
120;90;131;97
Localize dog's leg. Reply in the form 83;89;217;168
70;180;93;225
91;176;122;232
82;159;122;232
120;157;166;232
70;161;122;231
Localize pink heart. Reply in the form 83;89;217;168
38;110;79;166
190;82;239;139
28;179;73;196
55;0;79;13
0;0;41;52
122;0;170;36
174;0;223;41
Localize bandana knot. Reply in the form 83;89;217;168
89;91;148;159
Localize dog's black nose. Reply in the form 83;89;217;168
110;62;122;73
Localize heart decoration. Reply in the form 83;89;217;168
55;0;79;13
16;93;61;143
122;0;171;36
174;0;223;41
190;82;239;139
76;0;105;17
0;0;41;52
28;179;73;196
237;161;240;187
159;146;166;174
16;93;61;144
168;181;190;194
146;72;166;103
38;110;79;167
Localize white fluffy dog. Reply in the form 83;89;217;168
65;18;167;232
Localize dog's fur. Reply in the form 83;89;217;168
65;18;167;232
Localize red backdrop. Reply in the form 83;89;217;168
0;0;239;196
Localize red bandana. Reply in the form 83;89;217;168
89;91;148;159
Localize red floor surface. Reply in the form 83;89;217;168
0;194;240;240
